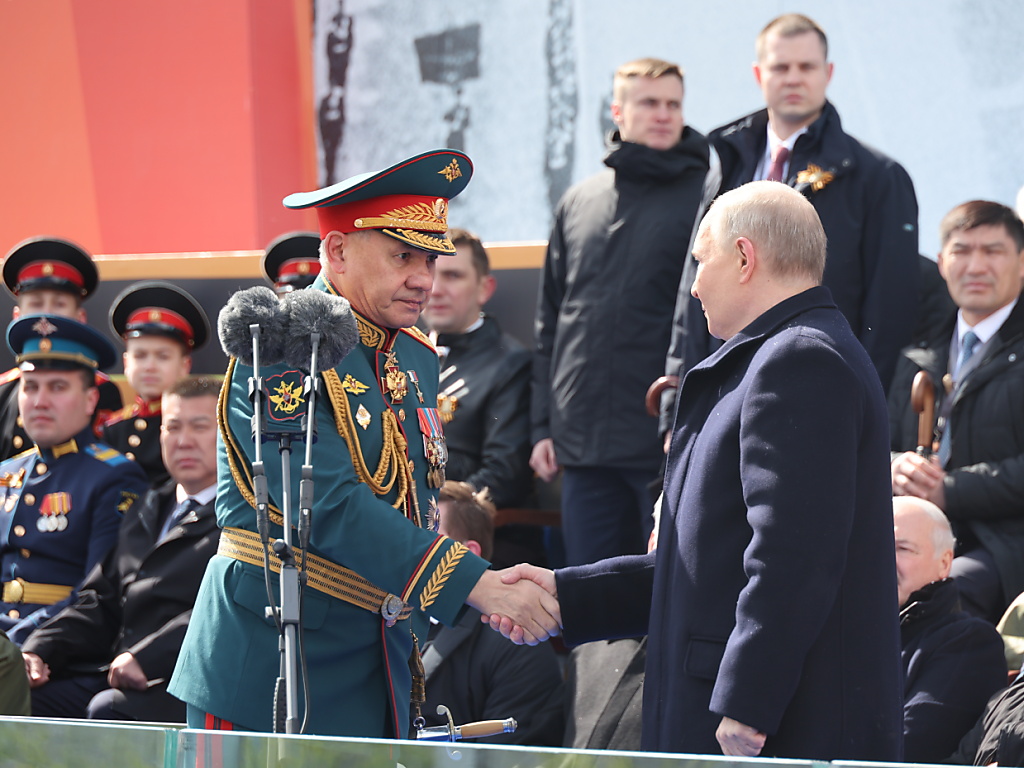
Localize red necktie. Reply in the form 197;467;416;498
766;146;790;182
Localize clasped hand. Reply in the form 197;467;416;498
471;564;561;645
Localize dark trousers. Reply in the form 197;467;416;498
561;466;656;566
30;674;124;720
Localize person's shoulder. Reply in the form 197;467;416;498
80;441;142;470
558;168;616;209
399;325;436;353
709;108;765;142
0;367;20;387
102;402;138;429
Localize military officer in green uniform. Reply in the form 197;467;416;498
169;150;560;738
261;231;321;296
102;282;209;485
0;315;148;644
0;238;123;462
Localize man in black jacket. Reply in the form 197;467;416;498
662;13;918;432
890;200;1024;622
894;497;1006;763
21;377;221;722
531;57;712;566
421;229;531;511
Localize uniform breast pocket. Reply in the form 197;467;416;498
684;636;727;681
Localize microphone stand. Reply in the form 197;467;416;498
247;324;319;735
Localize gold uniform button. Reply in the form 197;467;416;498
126;452;136;461
35;463;47;475
398;409;405;422
127;435;142;448
12;525;25;538
23;494;35;506
12;436;22;449
15;416;23;428
19;549;29;559
135;419;148;431
7;610;19;620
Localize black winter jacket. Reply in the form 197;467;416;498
663;101;918;433
437;316;532;508
900;578;1007;763
533;127;710;469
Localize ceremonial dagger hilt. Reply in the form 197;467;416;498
415;704;517;742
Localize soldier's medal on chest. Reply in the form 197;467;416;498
407;370;425;403
39;492;71;532
381;350;408;403
417;407;448;489
437;394;458;424
427;496;440;533
355;404;372;430
4;493;18;513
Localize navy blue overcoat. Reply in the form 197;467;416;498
558;286;903;760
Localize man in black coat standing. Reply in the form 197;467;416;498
531;57;713;566
22;377;221;722
663;13;918;429
494;181;902;760
890;201;1024;622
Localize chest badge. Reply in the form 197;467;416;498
418;408;448;489
382;351;408;403
38;492;71;532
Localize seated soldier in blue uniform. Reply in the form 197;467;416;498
0;314;149;645
261;231;321;297
0;237;123;461
102;282;209;486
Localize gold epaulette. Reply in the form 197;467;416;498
0;367;20;386
401;325;435;352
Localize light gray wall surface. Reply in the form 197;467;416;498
314;0;1024;256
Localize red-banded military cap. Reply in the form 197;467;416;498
282;149;472;256
7;314;117;372
109;281;210;351
262;231;321;295
2;237;98;299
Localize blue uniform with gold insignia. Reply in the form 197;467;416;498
0;425;148;644
170;274;490;737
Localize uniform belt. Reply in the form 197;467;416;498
218;527;413;623
2;578;74;605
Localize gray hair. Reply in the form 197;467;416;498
894;497;956;559
708;181;827;283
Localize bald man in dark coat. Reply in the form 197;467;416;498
494;181;903;761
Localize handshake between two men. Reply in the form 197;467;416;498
469;564;559;646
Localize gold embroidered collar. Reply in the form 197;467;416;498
322;278;391;351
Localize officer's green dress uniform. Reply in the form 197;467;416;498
170;150;489;738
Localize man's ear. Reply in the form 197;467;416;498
322;231;346;273
11;306;19;320
478;274;497;307
736;236;758;283
464;539;483;558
